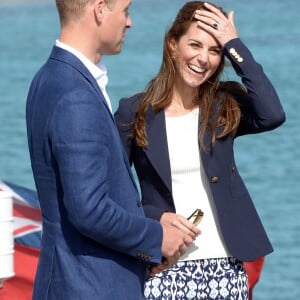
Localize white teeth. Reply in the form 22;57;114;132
189;64;205;73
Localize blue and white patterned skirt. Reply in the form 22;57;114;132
144;257;248;299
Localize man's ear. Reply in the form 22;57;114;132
94;0;106;22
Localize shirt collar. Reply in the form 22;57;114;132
55;39;108;88
55;39;112;113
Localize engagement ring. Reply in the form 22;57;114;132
212;22;218;30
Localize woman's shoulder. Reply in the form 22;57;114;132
115;92;145;125
118;92;145;112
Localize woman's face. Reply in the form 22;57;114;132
170;22;222;92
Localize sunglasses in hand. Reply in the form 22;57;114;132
187;208;204;226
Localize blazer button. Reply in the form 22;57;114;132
211;176;219;183
229;48;237;55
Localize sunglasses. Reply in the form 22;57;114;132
187;208;204;226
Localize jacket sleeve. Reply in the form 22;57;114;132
114;100;135;164
223;38;286;136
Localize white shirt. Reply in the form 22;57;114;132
55;40;112;113
165;108;231;260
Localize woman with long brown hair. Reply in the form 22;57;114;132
115;1;285;299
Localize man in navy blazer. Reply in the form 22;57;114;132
26;0;199;299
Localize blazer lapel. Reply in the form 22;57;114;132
49;46;114;122
143;105;217;194
199;125;212;173
49;47;138;191
145;107;172;192
144;106;213;193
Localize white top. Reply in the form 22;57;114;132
55;40;112;113
165;108;231;260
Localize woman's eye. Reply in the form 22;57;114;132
210;48;221;55
190;43;200;48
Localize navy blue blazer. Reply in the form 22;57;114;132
26;46;163;299
115;38;285;262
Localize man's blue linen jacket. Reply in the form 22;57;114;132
26;46;163;300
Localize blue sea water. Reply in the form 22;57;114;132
0;0;299;298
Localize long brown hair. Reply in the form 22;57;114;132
133;1;244;151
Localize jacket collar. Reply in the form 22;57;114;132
144;105;213;193
145;106;173;192
49;46;113;122
49;46;138;192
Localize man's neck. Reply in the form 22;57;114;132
59;28;101;64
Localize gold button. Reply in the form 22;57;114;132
211;176;219;183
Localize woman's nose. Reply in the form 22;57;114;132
196;49;209;64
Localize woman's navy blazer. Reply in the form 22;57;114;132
115;39;285;262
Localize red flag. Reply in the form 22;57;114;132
0;181;41;300
0;245;39;300
244;257;265;300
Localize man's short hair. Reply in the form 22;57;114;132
55;0;116;24
55;0;92;24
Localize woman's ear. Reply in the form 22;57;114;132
169;39;177;60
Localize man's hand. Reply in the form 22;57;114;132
161;212;201;239
158;212;201;271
